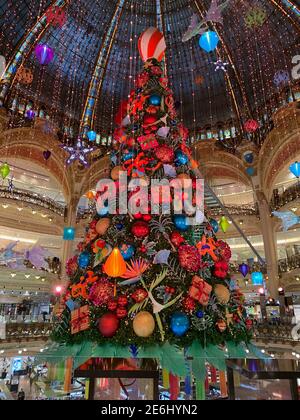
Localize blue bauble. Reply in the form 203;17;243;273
199;31;219;52
122;150;136;162
170;312;190;337
244;152;254;164
173;215;189;232
251;271;264;286
175;150;189;167
120;244;135;261
87;130;97;142
116;223;124;231
210;218;219;233
246;167;255;177
149;94;161;106
196;311;204;319
78;251;90;269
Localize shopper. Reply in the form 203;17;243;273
17;388;25;400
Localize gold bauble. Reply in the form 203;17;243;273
214;284;230;304
132;311;155;337
111;166;123;181
95;218;110;235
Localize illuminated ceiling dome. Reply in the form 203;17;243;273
0;0;299;137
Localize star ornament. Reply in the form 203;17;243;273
61;138;95;167
197;235;218;261
214;59;229;72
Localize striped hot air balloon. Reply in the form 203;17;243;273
138;27;166;62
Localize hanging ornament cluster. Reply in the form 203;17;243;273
35;44;54;65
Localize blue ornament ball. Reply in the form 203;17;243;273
87;130;97;142
78;251;90;269
196;311;204;319
120;244;135;261
149;94;161;106
199;31;219;53
170;312;190;337
173;215;189;232
244;152;254;164
175;150;189;167
246;167;255;177
210;218;219;233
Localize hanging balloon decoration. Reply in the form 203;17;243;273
87;130;97;142
251;272;264;286
244;119;259;133
43;150;51;161
243;152;254;164
35;44;54;65
199;31;219;52
289;161;300;179
138;27;166;62
246;167;255;177
239;263;249;278
219;216;230;233
209;219;219;233
26;109;35;120
0;162;10;179
273;70;290;87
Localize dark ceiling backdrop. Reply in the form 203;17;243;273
0;0;299;135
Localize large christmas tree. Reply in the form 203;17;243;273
51;28;253;376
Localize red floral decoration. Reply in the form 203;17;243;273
66;255;78;277
155;145;175;163
183;296;196;312
117;295;128;307
132;288;148;303
136;72;149;88
89;279;114;306
178;245;201;272
131;221;150;238
214;261;229;279
215;240;232;262
171;231;185;247
116;307;128;319
151;66;163;76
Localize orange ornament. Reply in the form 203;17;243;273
103;247;127;278
86;191;95;200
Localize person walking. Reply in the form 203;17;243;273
17;388;25;400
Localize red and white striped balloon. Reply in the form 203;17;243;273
138;27;166;63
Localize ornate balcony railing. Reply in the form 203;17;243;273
0;186;66;217
271;183;300;211
278;254;300;274
253;321;300;344
1;322;52;343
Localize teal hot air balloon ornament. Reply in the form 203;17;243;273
199;31;219;52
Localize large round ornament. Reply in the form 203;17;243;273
133;311;155;337
175;150;189;167
149;94;161;106
131;221;150;238
87;130;97;142
173;214;189;232
111;165;123;181
155;145;174;163
96;218;110;235
119;244;135;261
98;313;119;338
78;251;90;268
170;312;190;337
214;284;230;304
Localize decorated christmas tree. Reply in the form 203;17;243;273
51;28;253;379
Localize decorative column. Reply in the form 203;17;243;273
255;190;279;298
61;195;79;282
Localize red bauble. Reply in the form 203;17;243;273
116;307;128;319
98;313;119;337
132;288;148;303
117;295;128;307
107;299;118;311
178;245;201;272
143;214;152;222
133;212;143;220
131;221;150;238
244;119;259;133
171;231;185;247
143;114;157;126
155;145;174;163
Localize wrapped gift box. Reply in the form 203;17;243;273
188;276;212;306
71;305;90;334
